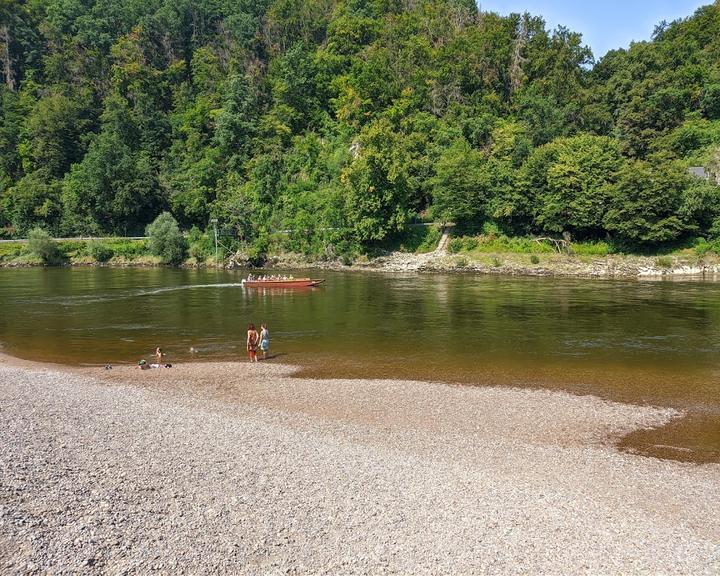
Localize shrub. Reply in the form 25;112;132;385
463;237;479;251
530;254;540;264
455;256;468;268
655;256;673;269
188;227;214;262
693;238;708;257
27;228;61;265
447;238;463;253
110;239;147;257
481;221;502;238
145;213;187;264
571;241;611;256
87;241;113;263
396;225;441;253
416;226;442;253
248;233;270;266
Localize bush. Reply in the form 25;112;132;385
481;221;502;238
463;237;479;251
109;239;147;257
87;241;113;263
447;238;463;253
27;228;61;265
248;233;270;266
693;237;720;257
145;213;187;264
187;227;215;262
417;227;442;253
530;254;540;264
655;256;673;269
571;241;612;256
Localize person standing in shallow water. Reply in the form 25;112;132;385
246;323;259;363
259;323;270;360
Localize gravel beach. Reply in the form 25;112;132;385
1;354;718;574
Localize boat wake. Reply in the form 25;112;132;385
28;283;246;306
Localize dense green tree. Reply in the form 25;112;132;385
146;211;187;264
430;139;489;225
62;128;160;234
2;169;62;234
342;119;413;242
0;0;718;254
523;135;623;237
603;159;695;245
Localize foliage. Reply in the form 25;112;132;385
395;225;441;253
187;227;215;262
655;256;674;269
26;227;61;265
0;1;719;256
145;212;187;264
603;159;696;245
87;241;113;263
447;234;556;254
571;241;612;256
106;239;147;258
524;135;623;237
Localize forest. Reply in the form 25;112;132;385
2;0;720;258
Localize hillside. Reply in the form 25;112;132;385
1;0;720;259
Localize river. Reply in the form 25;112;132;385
0;267;718;463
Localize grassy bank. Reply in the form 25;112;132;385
3;228;720;277
0;238;157;267
437;231;720;270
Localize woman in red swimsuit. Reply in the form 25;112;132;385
246;323;259;362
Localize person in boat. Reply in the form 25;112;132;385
259;323;270;359
247;323;259;362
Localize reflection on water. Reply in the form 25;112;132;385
0;267;718;463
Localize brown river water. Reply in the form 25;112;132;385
0;267;718;463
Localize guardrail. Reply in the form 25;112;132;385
0;236;148;244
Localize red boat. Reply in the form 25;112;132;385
242;277;325;288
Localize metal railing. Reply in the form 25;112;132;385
0;236;148;244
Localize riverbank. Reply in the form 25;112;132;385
4;243;720;278
270;249;720;278
1;353;718;574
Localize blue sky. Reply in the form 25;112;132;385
478;1;711;58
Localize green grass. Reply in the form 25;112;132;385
570;241;612;256
0;242;25;261
449;234;556;255
0;238;149;265
105;238;148;257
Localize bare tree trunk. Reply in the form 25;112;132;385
509;16;528;96
0;23;15;91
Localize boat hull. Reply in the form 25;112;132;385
243;278;325;288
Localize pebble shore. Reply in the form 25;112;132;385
269;250;720;278
1;356;718;574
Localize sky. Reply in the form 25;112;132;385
478;0;712;58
